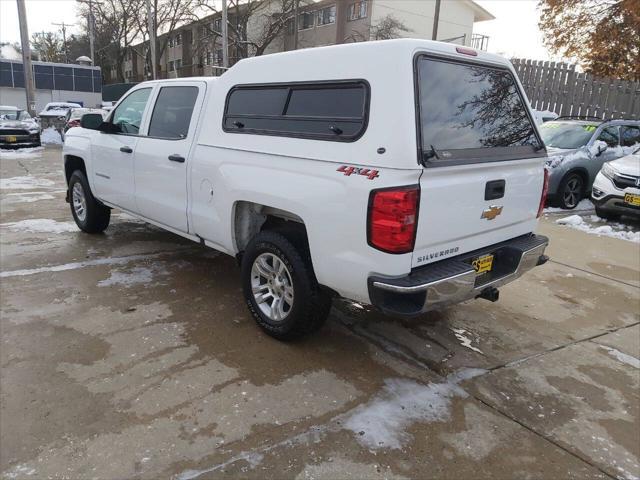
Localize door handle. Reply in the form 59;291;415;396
168;154;185;163
120;146;133;153
485;179;505;200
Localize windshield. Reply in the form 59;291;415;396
0;109;22;120
539;122;598;149
416;56;540;164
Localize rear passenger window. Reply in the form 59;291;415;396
148;86;198;139
621;126;640;147
223;82;369;141
597;126;619;147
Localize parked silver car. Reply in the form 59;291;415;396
540;118;640;209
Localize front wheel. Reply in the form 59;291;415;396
558;173;585;209
69;170;110;233
241;230;331;340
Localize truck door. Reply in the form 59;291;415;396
133;82;205;232
91;87;152;211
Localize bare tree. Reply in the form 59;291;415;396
345;13;411;43
135;0;200;78
31;32;65;62
77;0;144;82
195;0;309;62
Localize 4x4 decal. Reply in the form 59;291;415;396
337;165;380;180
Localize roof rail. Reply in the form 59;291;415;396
555;115;603;122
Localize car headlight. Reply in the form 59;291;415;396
601;162;617;180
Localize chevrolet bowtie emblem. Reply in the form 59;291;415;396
481;205;503;220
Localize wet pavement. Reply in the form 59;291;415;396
1;146;639;480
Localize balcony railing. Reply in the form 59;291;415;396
471;34;489;51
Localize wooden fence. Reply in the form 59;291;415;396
511;58;640;120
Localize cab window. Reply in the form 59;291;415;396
621;125;640;147
597;126;619;147
111;88;152;134
148;86;199;139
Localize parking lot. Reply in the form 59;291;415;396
1;146;638;479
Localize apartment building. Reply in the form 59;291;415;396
115;0;493;84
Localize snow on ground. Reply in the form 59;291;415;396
0;147;44;160
0;175;55;190
1;192;56;204
556;214;640;243
97;264;170;288
1;219;77;234
344;369;486;450
544;198;594;214
41;127;63;145
452;328;484;354
599;346;640;369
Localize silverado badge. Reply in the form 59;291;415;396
481;205;503;220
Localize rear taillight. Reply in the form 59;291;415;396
368;186;420;254
537;168;549;218
68;119;80;128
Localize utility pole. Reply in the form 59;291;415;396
16;0;36;116
222;0;228;68
52;21;72;63
88;0;95;65
431;0;441;41
147;0;157;79
293;0;299;50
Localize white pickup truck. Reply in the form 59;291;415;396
63;39;549;340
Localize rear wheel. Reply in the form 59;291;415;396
241;230;331;340
558;173;584;209
69;170;110;233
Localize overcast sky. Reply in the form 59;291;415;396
1;0;556;61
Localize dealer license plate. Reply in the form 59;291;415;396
472;254;494;274
624;193;640;207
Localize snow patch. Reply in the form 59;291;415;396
41;127;62;145
0;146;44;159
1;218;77;234
98;264;169;288
600;346;640;369
0;175;55;190
2;192;55;203
0;253;170;279
555;215;640;243
452;328;484;354
344;369;487;449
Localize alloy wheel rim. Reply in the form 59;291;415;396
250;252;294;322
72;182;87;222
563;178;581;208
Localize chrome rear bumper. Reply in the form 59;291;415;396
368;234;549;316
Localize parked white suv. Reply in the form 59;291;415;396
63;40;549;340
591;146;640;220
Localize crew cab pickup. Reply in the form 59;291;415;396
63;39;549;340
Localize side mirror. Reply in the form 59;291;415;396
80;113;105;130
596;144;608;157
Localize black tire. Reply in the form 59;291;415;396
558;173;585;209
595;205;621;221
68;170;110;233
241;230;331;341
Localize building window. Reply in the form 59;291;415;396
213;18;222;32
215;49;223;65
223;81;369;142
176;33;182;46
175;59;182;71
299;11;315;30
348;0;367;21
168;60;175;72
168;37;174;48
317;5;336;26
205;50;213;66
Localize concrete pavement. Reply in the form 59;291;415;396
1;146;638;479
